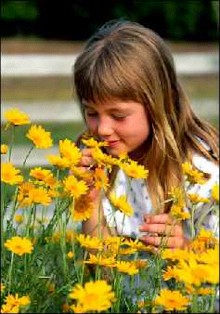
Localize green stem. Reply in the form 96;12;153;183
8;125;15;162
25;204;35;237
208;285;217;313
44;198;72;236
190;205;196;239
7;186;19;232
113;274;122;313
7;252;15;294
22;146;34;167
58;206;70;282
80;250;88;284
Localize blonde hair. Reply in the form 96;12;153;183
73;19;219;212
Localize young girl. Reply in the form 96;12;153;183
73;19;219;249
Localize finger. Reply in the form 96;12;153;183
81;148;94;155
140;235;185;249
139;223;183;236
144;214;173;225
78;156;95;167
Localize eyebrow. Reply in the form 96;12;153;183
82;102;131;113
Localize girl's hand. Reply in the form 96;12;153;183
78;148;99;200
78;148;96;171
139;214;188;249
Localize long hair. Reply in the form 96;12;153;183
73;19;219;212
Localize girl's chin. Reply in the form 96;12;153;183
106;147;128;157
106;148;120;156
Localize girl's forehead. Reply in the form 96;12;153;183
82;99;145;113
82;99;139;108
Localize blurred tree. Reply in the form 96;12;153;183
1;0;39;36
1;0;218;41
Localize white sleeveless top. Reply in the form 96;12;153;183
102;153;219;239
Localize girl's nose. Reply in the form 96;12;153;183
97;118;113;137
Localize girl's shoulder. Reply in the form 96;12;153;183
192;136;219;176
192;153;219;177
188;153;219;197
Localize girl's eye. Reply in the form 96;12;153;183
86;112;98;117
112;115;126;120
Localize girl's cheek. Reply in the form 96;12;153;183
86;119;97;132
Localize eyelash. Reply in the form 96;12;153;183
86;112;126;120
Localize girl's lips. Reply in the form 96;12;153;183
107;140;119;147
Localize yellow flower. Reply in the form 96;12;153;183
161;248;192;262
174;259;218;286
4;236;33;256
63;175;88;199
17;181;35;207
84;253;116;267
91;147;118;169
76;234;103;251
116;260;139;275
72;194;93;221
121;160;149;179
29;167;55;185
93;168;109;190
59;139;82;165
26;124;53;148
69;280;115;312
123;238;150;250
104;236;125;252
1;303;19;313
69;303;85;313
211;183;219;203
109;192;134;216
4;108;30;125
65;229;76;242
70;165;91;180
187;193;210;204
154;288;189;311
17;182;52;207
1;293;30;313
67;251;74;259
190;228;218;251
47;155;70;169
195;287;216;295
29;186;52;206
1;163;23;185
14;214;24;224
0;282;5;292
81;137;109;148
1;144;8;154
4;293;30;309
182;162;206;184
168;187;185;207
170;204;190;220
162;265;179;281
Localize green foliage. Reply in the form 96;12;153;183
1;0;38;20
1;0;218;41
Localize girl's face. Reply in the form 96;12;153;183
83;100;150;156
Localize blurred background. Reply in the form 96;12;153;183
1;0;219;167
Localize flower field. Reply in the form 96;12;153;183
1;107;219;313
